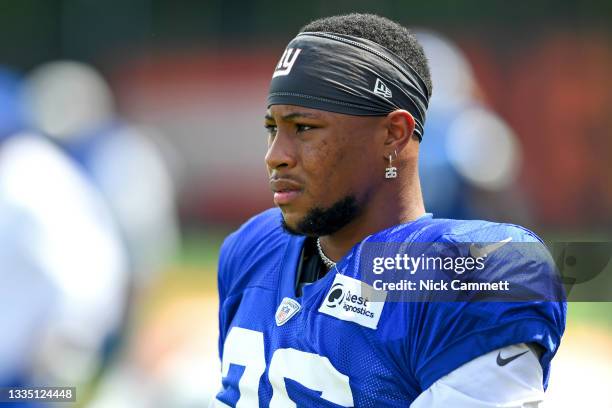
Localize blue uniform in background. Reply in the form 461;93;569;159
215;208;565;407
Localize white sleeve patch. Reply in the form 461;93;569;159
411;343;545;407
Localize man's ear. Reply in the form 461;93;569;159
384;110;416;153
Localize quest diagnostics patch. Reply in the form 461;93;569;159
318;273;386;329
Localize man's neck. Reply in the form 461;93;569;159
318;177;425;263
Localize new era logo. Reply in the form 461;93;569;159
373;78;392;98
272;48;302;78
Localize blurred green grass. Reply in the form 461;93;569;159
175;228;232;271
566;302;612;330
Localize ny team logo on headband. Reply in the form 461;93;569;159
273;48;302;78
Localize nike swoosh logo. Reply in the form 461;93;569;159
469;237;513;258
496;350;529;366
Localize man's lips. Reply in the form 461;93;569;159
270;178;303;205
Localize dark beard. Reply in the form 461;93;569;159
281;195;360;237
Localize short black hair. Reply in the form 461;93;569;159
300;13;432;95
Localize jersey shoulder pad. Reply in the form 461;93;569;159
218;208;290;297
412;217;543;244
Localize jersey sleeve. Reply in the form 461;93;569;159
409;225;566;392
410;343;544;407
216;207;285;359
217;230;239;359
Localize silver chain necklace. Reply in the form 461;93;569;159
316;237;336;269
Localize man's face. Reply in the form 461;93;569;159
265;104;386;235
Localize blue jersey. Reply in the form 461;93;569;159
215;208;565;407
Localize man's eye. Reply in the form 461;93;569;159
265;124;277;135
296;124;314;133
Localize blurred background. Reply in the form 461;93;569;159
0;0;611;407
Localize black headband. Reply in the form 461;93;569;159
267;32;430;140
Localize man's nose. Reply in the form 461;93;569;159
265;129;297;171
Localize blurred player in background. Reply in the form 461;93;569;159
0;67;128;401
19;61;188;407
22;61;180;288
214;14;565;407
415;30;524;221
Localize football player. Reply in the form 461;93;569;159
214;13;565;407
